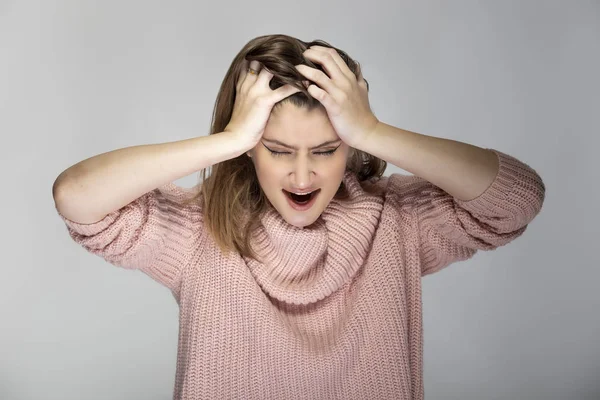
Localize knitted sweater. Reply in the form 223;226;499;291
57;148;545;399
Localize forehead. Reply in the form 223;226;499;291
264;103;338;143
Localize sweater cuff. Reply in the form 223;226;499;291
55;182;200;237
454;148;528;215
57;207;122;236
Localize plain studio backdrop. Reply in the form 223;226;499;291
1;1;598;399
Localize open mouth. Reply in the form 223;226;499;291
282;189;321;205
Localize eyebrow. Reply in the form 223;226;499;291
261;138;342;150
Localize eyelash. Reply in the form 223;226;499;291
267;148;337;157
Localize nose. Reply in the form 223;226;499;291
290;154;314;189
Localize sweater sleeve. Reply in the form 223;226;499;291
386;148;546;276
55;182;204;292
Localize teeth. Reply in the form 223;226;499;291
290;190;314;195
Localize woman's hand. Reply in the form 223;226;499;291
295;46;379;149
225;60;301;151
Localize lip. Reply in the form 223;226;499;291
282;189;321;211
286;188;319;194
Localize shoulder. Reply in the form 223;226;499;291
362;173;428;200
156;182;202;204
370;173;441;219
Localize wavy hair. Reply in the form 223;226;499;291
185;34;387;259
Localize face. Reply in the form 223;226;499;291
247;102;352;228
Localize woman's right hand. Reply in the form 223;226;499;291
224;60;301;150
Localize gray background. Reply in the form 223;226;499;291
1;0;598;399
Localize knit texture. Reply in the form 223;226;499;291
56;148;545;399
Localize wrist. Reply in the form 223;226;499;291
351;118;380;151
221;129;258;153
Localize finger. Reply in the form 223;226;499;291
302;48;346;82
248;60;261;76
256;66;274;87
306;46;354;81
236;59;250;91
295;64;340;97
305;84;336;111
270;84;302;103
241;60;262;91
357;63;368;90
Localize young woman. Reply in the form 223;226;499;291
53;34;546;400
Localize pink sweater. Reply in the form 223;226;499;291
57;148;545;399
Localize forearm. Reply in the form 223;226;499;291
53;132;246;224
357;122;499;201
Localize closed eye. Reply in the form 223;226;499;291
264;144;340;157
315;149;336;156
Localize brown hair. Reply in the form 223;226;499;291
186;34;387;259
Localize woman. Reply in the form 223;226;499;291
53;34;546;399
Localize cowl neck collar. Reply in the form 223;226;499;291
243;171;384;305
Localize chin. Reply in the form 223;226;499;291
285;215;319;229
276;203;320;228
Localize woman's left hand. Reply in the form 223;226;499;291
295;46;379;149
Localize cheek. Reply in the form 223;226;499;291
252;153;269;172
330;158;347;174
253;157;281;184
